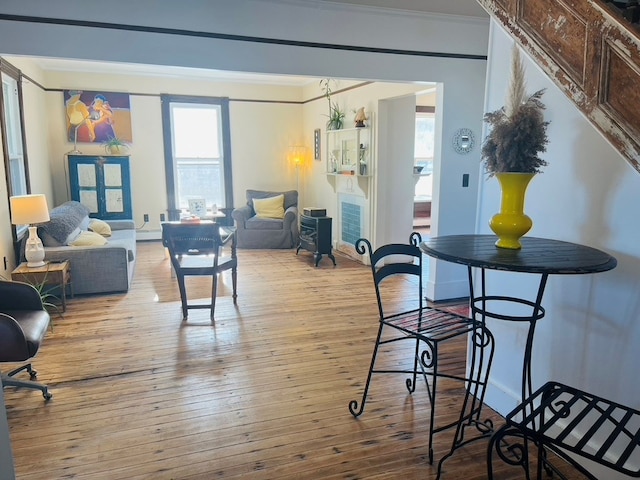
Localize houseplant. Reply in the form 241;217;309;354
102;135;129;154
481;46;549;249
320;78;345;130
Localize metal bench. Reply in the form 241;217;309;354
488;381;640;479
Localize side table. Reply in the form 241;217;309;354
11;260;72;312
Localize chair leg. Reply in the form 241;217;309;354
210;272;218;320
348;322;384;417
423;343;438;465
2;371;52;400
231;266;238;304
176;273;189;320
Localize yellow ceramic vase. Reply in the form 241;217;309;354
489;172;535;249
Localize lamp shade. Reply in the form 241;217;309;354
10;194;50;225
289;146;307;166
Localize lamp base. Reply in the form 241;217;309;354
24;226;46;268
26;260;46;268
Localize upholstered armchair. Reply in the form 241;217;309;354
232;190;299;249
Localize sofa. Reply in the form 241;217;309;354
232;190;299;249
35;201;136;295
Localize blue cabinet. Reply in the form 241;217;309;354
68;155;132;220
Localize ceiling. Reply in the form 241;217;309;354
22;1;489;87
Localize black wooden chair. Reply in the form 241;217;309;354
348;233;494;465
161;222;238;320
0;280;52;400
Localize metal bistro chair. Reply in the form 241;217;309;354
162;222;238;321
348;233;495;467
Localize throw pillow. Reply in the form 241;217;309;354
38;201;91;245
69;230;108;247
253;194;285;219
89;219;112;237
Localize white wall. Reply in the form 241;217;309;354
480;21;640;437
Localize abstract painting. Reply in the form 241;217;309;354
64;90;132;144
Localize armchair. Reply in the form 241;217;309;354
0;280;52;400
232;190;299;249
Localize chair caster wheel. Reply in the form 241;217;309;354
30;371;38;380
43;390;52;400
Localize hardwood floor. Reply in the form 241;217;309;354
3;241;582;479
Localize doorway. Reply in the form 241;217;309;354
413;92;436;238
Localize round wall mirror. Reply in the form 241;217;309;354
452;128;475;154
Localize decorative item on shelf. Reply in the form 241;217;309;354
481;45;550;250
102;135;130;155
413;165;424;174
320;78;345;130
330;150;339;173
10;194;51;267
359;143;367;175
354;107;368;127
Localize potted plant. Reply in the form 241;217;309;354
481;46;550;249
320;78;345;130
102;135;130;154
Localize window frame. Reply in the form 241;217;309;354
161;94;233;221
0;59;31;242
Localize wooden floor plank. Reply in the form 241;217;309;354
3;241;584;479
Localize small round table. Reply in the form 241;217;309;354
420;235;617;404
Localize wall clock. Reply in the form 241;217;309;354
452;128;475;154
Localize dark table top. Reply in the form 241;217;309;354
419;235;617;275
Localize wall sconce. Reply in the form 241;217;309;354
10;194;51;267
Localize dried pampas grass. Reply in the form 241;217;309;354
481;45;549;176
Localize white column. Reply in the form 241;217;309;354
0;381;16;480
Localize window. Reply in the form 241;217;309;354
0;60;30;239
161;95;232;221
414;110;434;199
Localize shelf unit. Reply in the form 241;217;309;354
326;123;372;178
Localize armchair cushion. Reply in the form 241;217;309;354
253;194;285;219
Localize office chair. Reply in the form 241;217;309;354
0;280;52;400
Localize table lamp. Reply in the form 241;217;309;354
10;194;50;267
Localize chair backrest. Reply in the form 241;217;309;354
161;223;224;270
356;232;423;318
245;189;298;215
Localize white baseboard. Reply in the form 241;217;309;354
136;229;162;241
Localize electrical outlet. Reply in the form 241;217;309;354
143;214;149;222
160;213;166;222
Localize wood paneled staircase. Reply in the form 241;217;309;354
478;0;640;174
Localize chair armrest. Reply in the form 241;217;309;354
283;206;298;227
0;281;44;311
232;206;252;228
219;226;237;246
0;312;30;359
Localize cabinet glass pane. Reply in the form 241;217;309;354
77;164;97;187
103;163;123;187
105;189;124;212
79;190;99;213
